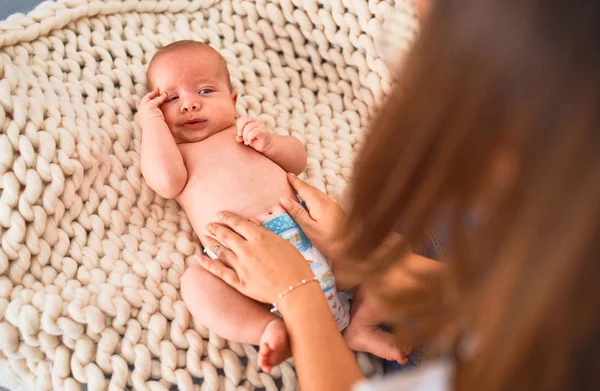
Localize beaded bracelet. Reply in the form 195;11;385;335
270;276;319;313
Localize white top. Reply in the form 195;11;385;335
354;359;453;391
0;363;33;391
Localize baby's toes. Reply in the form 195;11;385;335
258;343;272;372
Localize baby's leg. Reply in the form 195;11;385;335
181;265;290;372
343;287;411;363
181;264;271;342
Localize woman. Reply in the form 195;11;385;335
195;0;600;389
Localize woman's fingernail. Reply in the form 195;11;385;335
206;224;215;232
280;197;292;208
287;173;296;178
216;212;225;220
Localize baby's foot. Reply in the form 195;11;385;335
344;324;410;364
258;319;291;373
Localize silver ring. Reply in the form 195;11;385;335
213;245;221;256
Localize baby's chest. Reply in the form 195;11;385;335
179;141;276;182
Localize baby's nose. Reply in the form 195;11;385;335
181;99;200;113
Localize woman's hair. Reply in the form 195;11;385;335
346;0;599;390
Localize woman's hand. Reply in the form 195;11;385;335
197;213;364;390
280;174;375;289
279;174;349;262
196;212;314;304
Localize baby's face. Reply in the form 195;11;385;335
149;48;238;143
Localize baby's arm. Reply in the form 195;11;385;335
237;117;307;175
263;134;307;175
139;89;188;199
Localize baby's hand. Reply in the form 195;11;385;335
236;117;274;153
137;88;168;128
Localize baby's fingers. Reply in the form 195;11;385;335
236;116;254;137
243;123;262;144
244;128;259;145
141;89;158;104
152;92;168;105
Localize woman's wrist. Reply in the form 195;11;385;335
275;278;364;390
276;281;326;318
270;276;319;313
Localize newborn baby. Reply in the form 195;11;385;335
138;40;406;372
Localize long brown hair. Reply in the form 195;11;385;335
346;0;600;390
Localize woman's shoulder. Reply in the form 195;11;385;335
354;359;453;391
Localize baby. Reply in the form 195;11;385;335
138;40;406;372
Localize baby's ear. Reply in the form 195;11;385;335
231;91;238;105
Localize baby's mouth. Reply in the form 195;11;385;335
181;119;207;127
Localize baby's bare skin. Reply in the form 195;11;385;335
139;41;407;372
176;125;297;235
138;42;307;372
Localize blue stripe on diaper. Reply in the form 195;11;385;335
262;213;312;252
262;213;298;234
322;286;335;293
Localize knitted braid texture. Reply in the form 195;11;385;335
0;0;417;389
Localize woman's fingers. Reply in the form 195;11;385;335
247;217;262;226
199;235;237;266
280;197;316;231
206;221;247;251
195;254;241;289
215;212;271;241
287;173;327;207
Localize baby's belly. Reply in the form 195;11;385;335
178;173;297;236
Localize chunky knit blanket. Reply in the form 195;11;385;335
0;0;417;389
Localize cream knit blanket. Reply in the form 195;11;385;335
0;0;417;389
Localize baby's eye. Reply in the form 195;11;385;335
167;95;178;102
198;88;213;95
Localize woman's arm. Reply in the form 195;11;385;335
278;283;363;390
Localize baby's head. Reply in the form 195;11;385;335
147;40;238;143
